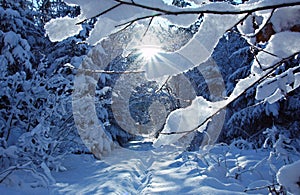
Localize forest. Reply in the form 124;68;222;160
0;0;300;194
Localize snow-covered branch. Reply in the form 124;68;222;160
154;51;299;146
76;0;300;28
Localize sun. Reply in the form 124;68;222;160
137;45;162;61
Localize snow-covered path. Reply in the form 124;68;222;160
1;141;298;194
52;143;189;194
51;142;251;195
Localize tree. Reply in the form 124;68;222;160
0;0;91;186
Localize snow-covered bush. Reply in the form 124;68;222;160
0;138;18;171
180;142;299;194
0;70;71;185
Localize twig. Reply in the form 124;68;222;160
155;75;171;93
254;52;263;69
250;44;282;70
226;12;251;32
0;162;49;185
76;3;122;25
143;16;155;37
77;68;145;74
115;13;163;28
118;21;134;32
0;166;17;183
252;44;281;59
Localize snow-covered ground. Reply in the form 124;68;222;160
1;140;299;195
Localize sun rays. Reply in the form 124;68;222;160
137;45;162;62
133;44;193;80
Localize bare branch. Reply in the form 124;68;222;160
116;21;135;32
0;166;16;183
249;43;282;70
72;0;300;137
0;162;49;185
254;45;281;59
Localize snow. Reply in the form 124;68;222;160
45;17;82;42
86;17;118;45
271;6;300;33
0;185;49;195
295;73;300;89
5;0;299;194
164;14;199;27
3;31;19;48
41;162;56;184
178;14;245;66
2;143;298;194
265;102;280;116
72;39;127;158
153;97;226;147
248;31;300;104
277;160;300;195
44;0;300;101
237;9;273;41
256;65;300;104
54;0;162;44
252;32;300;74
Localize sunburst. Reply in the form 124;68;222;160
136;45;162;62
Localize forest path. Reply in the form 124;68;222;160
51;141;248;195
51;141;199;194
